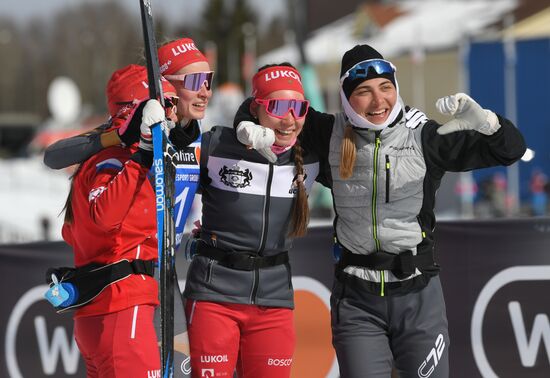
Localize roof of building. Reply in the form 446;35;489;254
258;0;518;66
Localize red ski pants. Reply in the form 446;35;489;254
185;300;295;378
74;305;160;378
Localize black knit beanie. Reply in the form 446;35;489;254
340;44;396;99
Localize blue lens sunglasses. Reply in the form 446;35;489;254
341;59;396;82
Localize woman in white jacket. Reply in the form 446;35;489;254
235;44;526;378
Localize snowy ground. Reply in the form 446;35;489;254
0;155;212;244
0;156;70;243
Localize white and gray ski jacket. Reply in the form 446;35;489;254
184;126;319;308
299;99;525;295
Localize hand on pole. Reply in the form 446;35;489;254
138;99;165;151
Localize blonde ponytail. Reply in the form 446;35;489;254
339;125;356;179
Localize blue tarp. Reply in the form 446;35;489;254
468;37;550;202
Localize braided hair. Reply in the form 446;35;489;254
255;62;310;236
289;139;309;237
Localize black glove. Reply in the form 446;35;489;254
117;101;146;145
129;148;153;168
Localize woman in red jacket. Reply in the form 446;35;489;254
61;64;180;378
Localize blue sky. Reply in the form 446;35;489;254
0;0;285;28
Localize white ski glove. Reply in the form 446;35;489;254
139;99;171;151
436;93;500;136
236;121;277;163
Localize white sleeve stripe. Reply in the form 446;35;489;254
405;108;420;120
410;112;427;124
96;158;123;172
88;186;107;202
405;107;428;129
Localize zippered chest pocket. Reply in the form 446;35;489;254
383;154;426;203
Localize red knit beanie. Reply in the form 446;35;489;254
105;64;176;134
158;38;208;75
106;64;176;117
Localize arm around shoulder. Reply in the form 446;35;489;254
299;106;335;160
43;129;106;169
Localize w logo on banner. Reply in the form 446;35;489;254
6;285;84;377
472;266;550;377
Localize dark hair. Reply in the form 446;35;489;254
288;139;309;237
257;62;295;72
137;38;180;64
61;165;83;224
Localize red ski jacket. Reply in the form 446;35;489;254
62;146;159;317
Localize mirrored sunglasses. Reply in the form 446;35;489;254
341;59;396;82
164;96;179;108
255;98;310;119
115;95;179;111
164;71;215;91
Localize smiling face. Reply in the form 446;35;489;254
348;77;397;125
255;90;306;147
168;61;212;124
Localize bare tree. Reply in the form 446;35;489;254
199;0;257;87
0;19;27;113
0;1;145;118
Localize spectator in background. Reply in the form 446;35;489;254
476;172;509;218
530;169;548;216
491;172;508;217
202;82;245;131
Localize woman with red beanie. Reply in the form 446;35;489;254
158;38;213;125
60;64;180;378
43;37;210;169
182;62;318;378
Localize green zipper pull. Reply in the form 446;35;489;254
372;135;384;296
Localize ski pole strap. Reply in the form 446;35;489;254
337;248;434;278
197;242;289;271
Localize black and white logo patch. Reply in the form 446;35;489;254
219;164;252;188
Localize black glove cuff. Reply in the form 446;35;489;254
129;148;154;169
233;97;255;129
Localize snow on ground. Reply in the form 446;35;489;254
0;155;205;244
0;156;70;242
